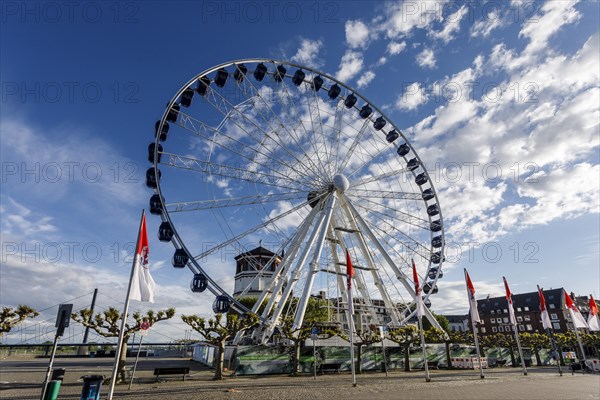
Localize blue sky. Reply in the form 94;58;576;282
1;0;598;343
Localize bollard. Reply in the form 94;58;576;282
43;381;61;400
80;375;104;400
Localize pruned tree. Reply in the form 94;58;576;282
278;297;340;375
353;325;383;374
181;312;259;380
520;332;549;366
0;305;39;336
72;307;175;382
388;325;419;371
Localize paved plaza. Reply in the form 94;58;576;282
1;357;599;400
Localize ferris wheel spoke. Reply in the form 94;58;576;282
164;191;308;213
175;111;319;189
274;74;330;180
346;188;422;201
330;100;345;173
351;196;431;229
191;193;324;262
337;117;372;174
233;75;328;183
161;153;310;192
351;167;410;188
304;80;332;177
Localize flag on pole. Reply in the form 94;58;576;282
565;290;588;329
464;269;480;324
588;295;600;331
130;213;156;303
503;277;517;325
412;259;424;318
537;286;552;330
346;249;354;314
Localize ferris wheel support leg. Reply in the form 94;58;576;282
343;196;445;333
292;194;337;332
260;196;332;343
339;202;399;326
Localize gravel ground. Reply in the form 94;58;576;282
1;357;598;400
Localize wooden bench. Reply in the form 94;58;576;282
319;363;342;374
153;367;190;382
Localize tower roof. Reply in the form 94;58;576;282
234;246;278;260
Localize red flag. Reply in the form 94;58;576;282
412;259;424;317
564;290;588;329
589;296;600;331
346;249;354;288
130;212;156;302
412;259;420;295
465;270;476;296
537;286;552;330
503;277;516;325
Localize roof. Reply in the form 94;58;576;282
234;246;278;260
477;288;565;315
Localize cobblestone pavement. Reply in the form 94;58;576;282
1;357;598;400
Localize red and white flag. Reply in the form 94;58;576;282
537;286;552;330
412;259;425;318
588;295;600;331
464;269;480;324
565;290;588;329
346;249;354;315
130;213;156;303
503;277;517;326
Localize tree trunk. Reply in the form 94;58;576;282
117;336;129;383
445;342;452;368
214;341;225;380
534;347;542;366
357;344;363;374
508;346;516;367
404;344;411;372
291;341;301;376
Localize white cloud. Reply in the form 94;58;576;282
387;41;406;55
470;9;504;38
416;48;436;69
395;82;429;111
357;71;376;88
377;0;447;39
291;38;324;68
431;5;467;43
345;20;371;49
336;50;364;82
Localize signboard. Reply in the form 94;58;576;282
311;327;318;341
139;321;150;337
55;304;73;337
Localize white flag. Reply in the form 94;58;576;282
130;213;156;303
588;296;600;332
565;290;588;329
465;269;480;324
503;277;517;326
537;286;552;330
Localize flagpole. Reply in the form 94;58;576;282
465;269;484;379
512;324;527;375
107;210;145;400
546;328;563;376
347;287;356;387
538;285;562;376
418;315;430;382
568;309;588;370
504;277;526;375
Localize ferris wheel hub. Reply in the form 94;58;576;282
332;174;350;192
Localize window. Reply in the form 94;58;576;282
499;326;504;332
549;304;556;309
494;302;499;306
551;313;558;320
567;323;574;330
553;323;561;330
549;295;554;300
481;327;486;333
491;310;495;314
516;307;522;312
526;298;531;303
526;324;533;331
524;306;530;311
503;309;508;314
492;327;497;333
491;318;496;323
518;325;525;331
524;316;531;321
503;317;509;323
517;316;523;322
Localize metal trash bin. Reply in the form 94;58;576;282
51;368;66;381
80;375;104;400
43;380;61;400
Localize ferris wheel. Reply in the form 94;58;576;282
146;59;446;342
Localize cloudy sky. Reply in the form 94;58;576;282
1;0;598;343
